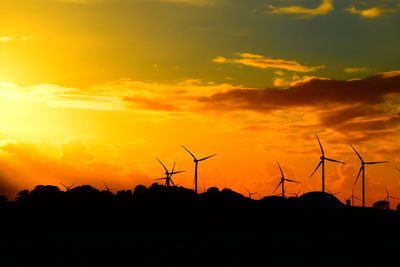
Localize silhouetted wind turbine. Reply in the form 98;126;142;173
60;183;75;192
350;144;388;207
290;185;302;198
273;161;299;198
347;187;360;207
181;145;216;194
155;158;184;187
384;187;399;208
393;164;400;173
245;188;256;199
310;134;346;193
327;189;341;196
103;182;114;193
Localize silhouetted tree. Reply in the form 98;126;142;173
133;185;146;198
373;200;390;210
220;188;246;201
0;194;7;204
16;189;30;203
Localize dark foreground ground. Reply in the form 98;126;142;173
0;185;399;266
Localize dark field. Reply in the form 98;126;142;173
1;184;399;266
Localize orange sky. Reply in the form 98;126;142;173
1;0;400;207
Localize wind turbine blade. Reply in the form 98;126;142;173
325;158;346;164
393;164;400;172
171;162;176;173
181;145;197;160
245;188;250;194
315;134;324;156
277;161;284;178
60;183;67;188
385;186;389;196
156;158;168;172
171;170;185;175
349;144;363;162
309;161;322;178
272;181;283;193
170;179;176;186
365;161;388;165
70;183;76;188
354;196;360;200
354;166;363;185
199;154;217;161
154;177;167;180
297;185;302;195
103;181;110;191
284;178;300;184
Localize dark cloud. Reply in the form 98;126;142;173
318;105;385;127
199;72;400;139
200;72;400;111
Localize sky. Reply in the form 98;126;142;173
1;0;400;206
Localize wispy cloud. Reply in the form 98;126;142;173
0;36;33;42
0;36;13;42
346;6;396;18
213;53;324;73
0;79;236;113
267;0;334;18
344;67;369;74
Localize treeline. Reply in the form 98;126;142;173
1;183;399;212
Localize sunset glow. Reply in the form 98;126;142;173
1;0;400;207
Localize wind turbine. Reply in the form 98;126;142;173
347;187;360;207
384;187;399;209
310;134;346;193
181;145;216;194
273;161;299;198
245;188;257;199
326;186;341;197
393;164;400;173
155;158;184;187
60;183;76;192
350;144;388;207
103;182;114;193
290;185;302;198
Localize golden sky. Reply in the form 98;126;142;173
1;0;400;206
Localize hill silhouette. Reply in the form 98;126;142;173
0;183;399;266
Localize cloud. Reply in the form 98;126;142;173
0;139;151;198
267;0;334;18
0;82;122;111
0;79;239;114
201;71;400;110
346;6;396;18
0;36;33;42
213;53;324;73
123;96;178;111
101;78;236;112
0;36;13;42
199;71;400;140
344;67;369;73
